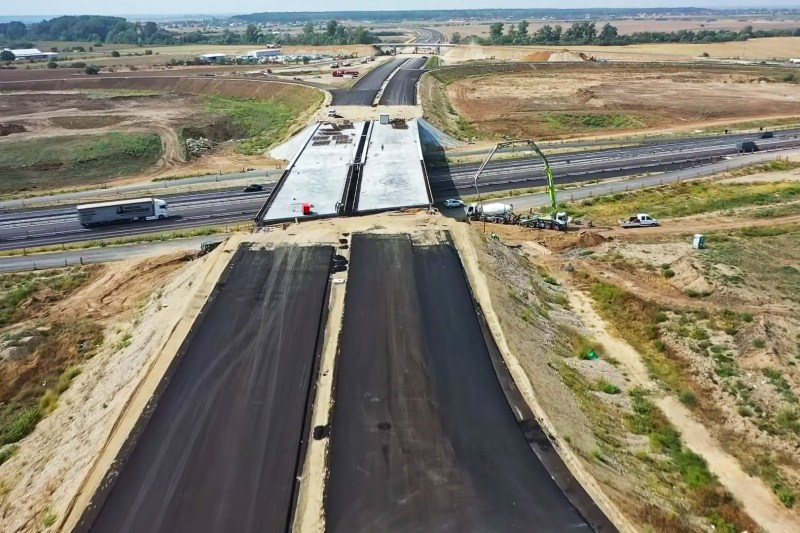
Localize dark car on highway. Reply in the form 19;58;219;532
759;131;774;139
736;140;759;153
243;184;263;192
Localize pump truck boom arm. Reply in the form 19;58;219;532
471;139;558;214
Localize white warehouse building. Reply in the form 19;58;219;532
2;48;59;61
246;48;281;59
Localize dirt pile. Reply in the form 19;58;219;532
49;253;192;321
548;50;590;62
522;51;553;62
577;231;610;247
0;122;25;136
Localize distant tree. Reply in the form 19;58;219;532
450;31;461;44
517;20;529;37
0;50;15;62
50;46;59;52
534;24;557;43
111;50;120;57
243;24;262;43
85;65;99;75
599;23;618;44
5;21;27;39
303;21;315;35
489;22;505;42
489;22;504;41
326;20;339;37
47;60;58;68
144;49;153;55
142;21;158;38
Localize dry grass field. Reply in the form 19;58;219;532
445;64;800;139
430;17;800;39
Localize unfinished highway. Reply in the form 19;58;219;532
326;234;611;532
76;245;333;533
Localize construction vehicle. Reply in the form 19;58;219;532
77;197;169;227
619;213;659;228
471;139;568;231
466;202;516;223
518;211;569;230
332;69;359;77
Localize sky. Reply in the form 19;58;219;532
3;1;796;18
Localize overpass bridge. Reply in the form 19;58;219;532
372;42;457;55
256;118;432;225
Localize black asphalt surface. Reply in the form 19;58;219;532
78;245;333;533
378;57;427;105
330;58;408;105
326;234;595;532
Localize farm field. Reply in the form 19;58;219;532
430;17;800;40
0;79;323;189
441;37;800;62
425;63;800;140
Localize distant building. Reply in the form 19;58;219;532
198;53;227;63
3;48;58;61
246;49;281;59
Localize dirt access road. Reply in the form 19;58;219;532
75;244;333;533
326;233;612;532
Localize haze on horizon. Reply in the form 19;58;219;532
3;1;797;18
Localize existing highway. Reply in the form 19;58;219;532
428;130;800;196
1;130;798;252
327;234;610;532
76;245;333;533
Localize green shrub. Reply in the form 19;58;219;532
596;378;621;395
753;337;766;349
0;406;41;445
0;444;19;466
679;390;696;406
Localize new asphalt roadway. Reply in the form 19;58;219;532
330;57;408;105
76;245;333;533
326;233;608;532
378;56;428;105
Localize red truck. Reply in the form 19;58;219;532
332;69;359;77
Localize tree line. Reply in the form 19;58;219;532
463;21;800;46
232;7;794;24
0;16;175;46
178;21;378;46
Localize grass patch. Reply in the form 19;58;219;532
542;112;645;131
41;508;57;528
746;454;799;508
0;133;162;193
0;443;19;466
424;56;441;69
569;164;800;220
587;280;686;391
595;378;621;395
0;267;89;326
201;92;323;155
0;406;41;446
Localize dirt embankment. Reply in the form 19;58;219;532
0;247;237;533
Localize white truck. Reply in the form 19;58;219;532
77;197;170;227
466;202;516;223
619;213;659;228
